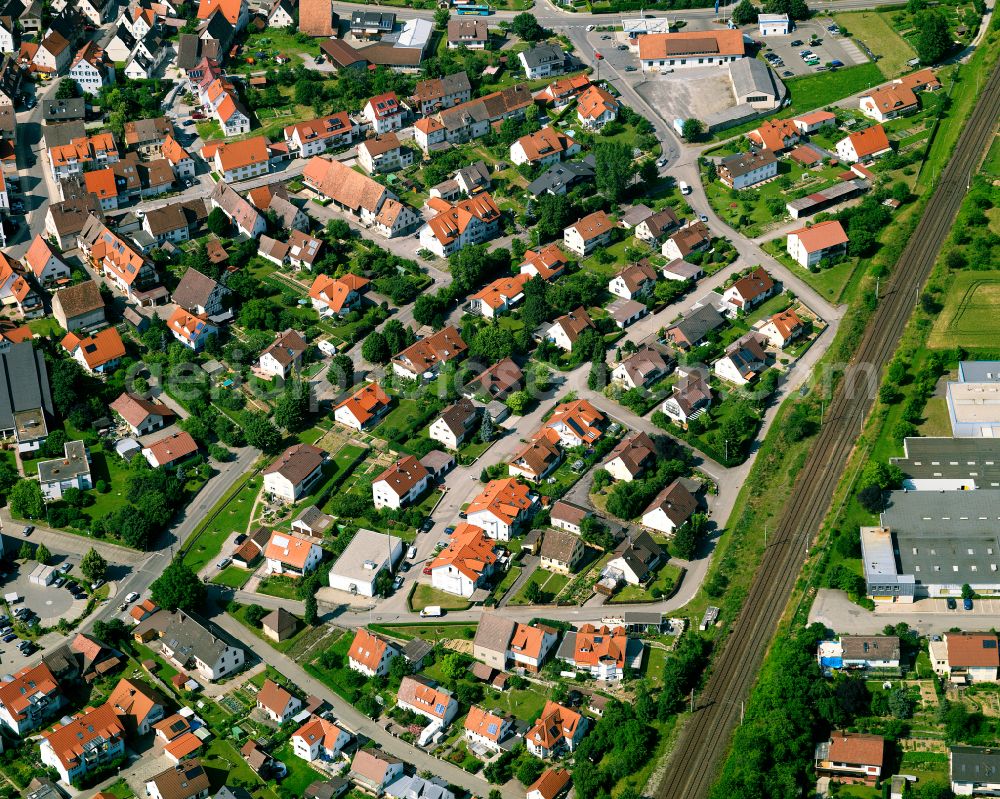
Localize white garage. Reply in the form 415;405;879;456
758;13;791;35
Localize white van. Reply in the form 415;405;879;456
420;606;443;618
679;181;691;195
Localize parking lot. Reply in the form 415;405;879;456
758;20;870;77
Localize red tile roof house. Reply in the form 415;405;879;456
466;477;539;541
362;92;405;135
334;382;393;431
391;326;468;381
256;678;302;724
721;266;778;318
347;629;399;677
527;769;572;799
110;392;173;436
61;327;126;375
546;306;596;352
464;705;514;754
396;675;459;727
349;749;404;796
309;273;370;319
142;430;199;469
0;663;64;736
546;398;606;448
835;124;892;164
263;443;326;503
39;703;127;785
372;455;430;510
166;307;218;351
758;308;806;349
23;234;70;285
563;210;613;256
418;193;502;259
264;530;323;577
258;329;307;379
292;715;350;763
786;220;850;268
815;732;885;785
428;522;499;597
526;701;587;758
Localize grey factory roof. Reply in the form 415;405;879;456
43;120;86;150
729;56;779;99
950;745;1000;785
890;436;1000;486
0;341;53;433
959;361;1000;382
786;178;869;215
880;489;1000;533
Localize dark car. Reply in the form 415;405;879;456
624;65;637;72
946;598;957;609
1;633;16;643
419;518;434;533
445;526;455;536
21;526;33;536
964;597;974;610
830;59;844;67
234;534;247;545
790;39;803;46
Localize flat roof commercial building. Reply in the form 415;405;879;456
328;529;403;597
946;361;1000;438
890;436;1000;490
861;490;1000;602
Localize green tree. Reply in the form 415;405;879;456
327;354;355;390
672;513;707;560
274;380;312;432
961;583;974;600
731;0;759;24
915;9;952;63
150;560;205;612
595;141;637;203
304;593;318;625
245;604;268;627
55;78;78;99
524;581;542;603
682;118;705;142
36;543;51;565
516;756;545;786
434;7;450;28
414;293;449;328
535;193;573;242
81;548;108;583
242;411;282;453
521;276;550;331
206;207;230;237
374;569;393;598
18;541;32;560
506;390;531;415
510;12;546;40
471;325;517;362
888;687;915;719
9;480;44;519
362;331;391;365
477;410;494;443
440;652;467;681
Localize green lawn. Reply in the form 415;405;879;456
477;685;550;723
369;621;478;641
643;646;669;687
917;397;951;437
256;574;302;600
783;62;884;118
492;566;522;600
408;584;472;612
201;739;265;792
134;642;180;684
273;742;325;795
377;398;425;437
182;476;262;573
761;239;861;303
928;270;1000;349
27;316;63;338
211;566;254;589
833;11;917;78
509;567;570;605
611;562;683;603
228;601;307;655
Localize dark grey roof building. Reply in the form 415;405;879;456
43;97;85;123
0;341;53;443
890;436;1000;490
527;154;595;197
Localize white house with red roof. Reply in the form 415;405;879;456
284;112;357;157
0;663;64;736
363;92;404;135
23;235;70;285
166;307;217;351
61;327;126;375
466;478;538;541
110;392;173;435
292;716;350;762
263;443;326;502
347;628;398;677
309;273;370;318
526;701;587;758
334;382;393;430
418;193;501;258
396;676;458;726
545;399;606;448
372;455;430;510
836;125;892;164
429;522;498;597
464;706;513;753
264;530;323;577
469;273;530;318
721;266;777;317
786;220;850;267
40;704;126;785
256;679;302;724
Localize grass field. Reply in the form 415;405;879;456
834;11;918;78
928;271;1000;349
509;568;570;605
182;476;262;573
369;621;478;641
408;584;472;612
984;135;1000;176
211;566;253;589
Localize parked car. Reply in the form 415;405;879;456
400;562;410;572
19;643;35;655
964;597;974;610
419;519;433;534
791;39;803;46
234;534;247;545
423;566;432;575
946;598;957;609
125;592;139;603
407;546;418;560
830;59;844;67
393;576;404;591
217;558;231;570
0;627;11;636
624;65;637;72
21;526;32;536
54;577;65;588
444;526;455;536
58;563;71;573
90;580;104;590
1;633;15;643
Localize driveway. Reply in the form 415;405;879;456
809;588;1000;634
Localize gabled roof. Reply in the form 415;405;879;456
520;243;568;281
540;527;581;564
728;266;774;304
526;701;582;750
23;234;60;278
144;430;198;466
397;676;454;719
514;127;576;163
263;443;325;484
429;522;497;581
146;761;211;799
110;392;173;427
392;326;467;375
945;632;1000;668
826;732;885;767
471;273;530;311
788;219;849;253
374;454;429;496
349;628;394;671
336;382;391;425
550;306;595;345
264;531;317;569
42;704;125;770
605;430;657;475
61;327;125;369
547;398;605;443
528;769;571;799
464;705;510;742
167;307;212;343
642;480;697;525
308;272;370;313
303;157;387;213
214;136;268;173
425;193;500;246
172;268;221;311
257;678;296;715
467;478;535;525
576;84;619;120
261;329;307;367
294;715;346;750
567;210;612;242
107;678;165;729
843;124;891;157
0;663;59;721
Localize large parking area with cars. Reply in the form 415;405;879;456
758;19;869;76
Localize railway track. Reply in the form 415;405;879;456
656;59;1000;799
